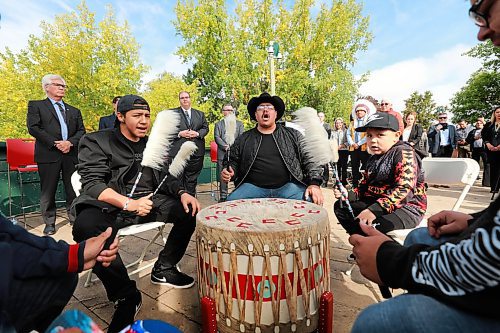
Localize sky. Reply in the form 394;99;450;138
0;0;485;111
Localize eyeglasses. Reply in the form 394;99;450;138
222;109;234;112
438;116;447;119
51;83;67;89
256;105;275;111
355;109;366;113
380;103;389;106
469;0;489;28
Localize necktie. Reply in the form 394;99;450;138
184;111;191;124
56;102;67;123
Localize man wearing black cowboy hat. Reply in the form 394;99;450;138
220;92;324;204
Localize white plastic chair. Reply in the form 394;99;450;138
71;171;166;287
387;157;480;244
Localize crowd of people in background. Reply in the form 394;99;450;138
325;99;499;195
2;1;499;332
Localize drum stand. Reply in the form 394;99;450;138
201;292;334;333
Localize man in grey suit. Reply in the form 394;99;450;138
427;112;458;157
169;91;209;195
214;104;244;202
26;74;85;235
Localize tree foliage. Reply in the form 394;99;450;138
173;0;372;124
450;40;500;122
403;91;437;129
0;1;147;139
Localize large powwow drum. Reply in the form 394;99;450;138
196;198;330;333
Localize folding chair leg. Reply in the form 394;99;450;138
124;225;165;270
7;169;13;218
18;174;27;228
345;262;356;276
84;269;95;287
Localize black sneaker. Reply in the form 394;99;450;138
151;265;195;288
43;224;56;236
347;253;356;263
107;290;142;333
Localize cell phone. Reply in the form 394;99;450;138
441;123;448;130
350;218;367;236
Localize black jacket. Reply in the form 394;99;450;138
0;214;85;324
227;124;323;188
26;98;85;163
98;113;116;130
377;196;500;318
72;128;183;214
170;107;209;158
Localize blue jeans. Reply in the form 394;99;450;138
352;294;500;333
352;228;500;333
404;227;455;247
227;182;307;201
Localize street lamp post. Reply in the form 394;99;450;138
267;41;281;95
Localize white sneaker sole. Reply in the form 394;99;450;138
150;278;195;289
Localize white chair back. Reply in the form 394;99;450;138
71;171;82;196
422;157;480;211
386;157;480;245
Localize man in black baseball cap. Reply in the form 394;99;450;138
113;94;150;128
72;94;200;331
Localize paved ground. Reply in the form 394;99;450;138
20;179;492;333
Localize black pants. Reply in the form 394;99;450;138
72;194;196;302
322;164;329;186
334;150;349;184
350;149;369;188
182;154;204;195
435;144;453;157
6;272;77;333
488;152;500;193
472;147;489;186
38;156;77;225
217;158;228;200
334;200;406;235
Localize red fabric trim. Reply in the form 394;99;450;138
68;244;79;273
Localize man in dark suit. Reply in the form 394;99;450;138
98;96;121;130
27;74;85;235
169;91;209;195
427;112;458;157
214;104;244;202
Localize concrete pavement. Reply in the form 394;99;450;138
20;179;492;332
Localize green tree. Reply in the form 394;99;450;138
403;91;437;129
173;0;371;123
143;71;222;143
0;1;147;138
450;40;500;122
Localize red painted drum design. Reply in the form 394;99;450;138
196;198;330;333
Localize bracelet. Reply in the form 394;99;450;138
123;198;131;211
178;190;187;197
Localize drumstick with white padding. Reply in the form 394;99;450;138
292;107;354;217
152;141;197;196
330;138;355;217
223;112;237;170
128;109;180;198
